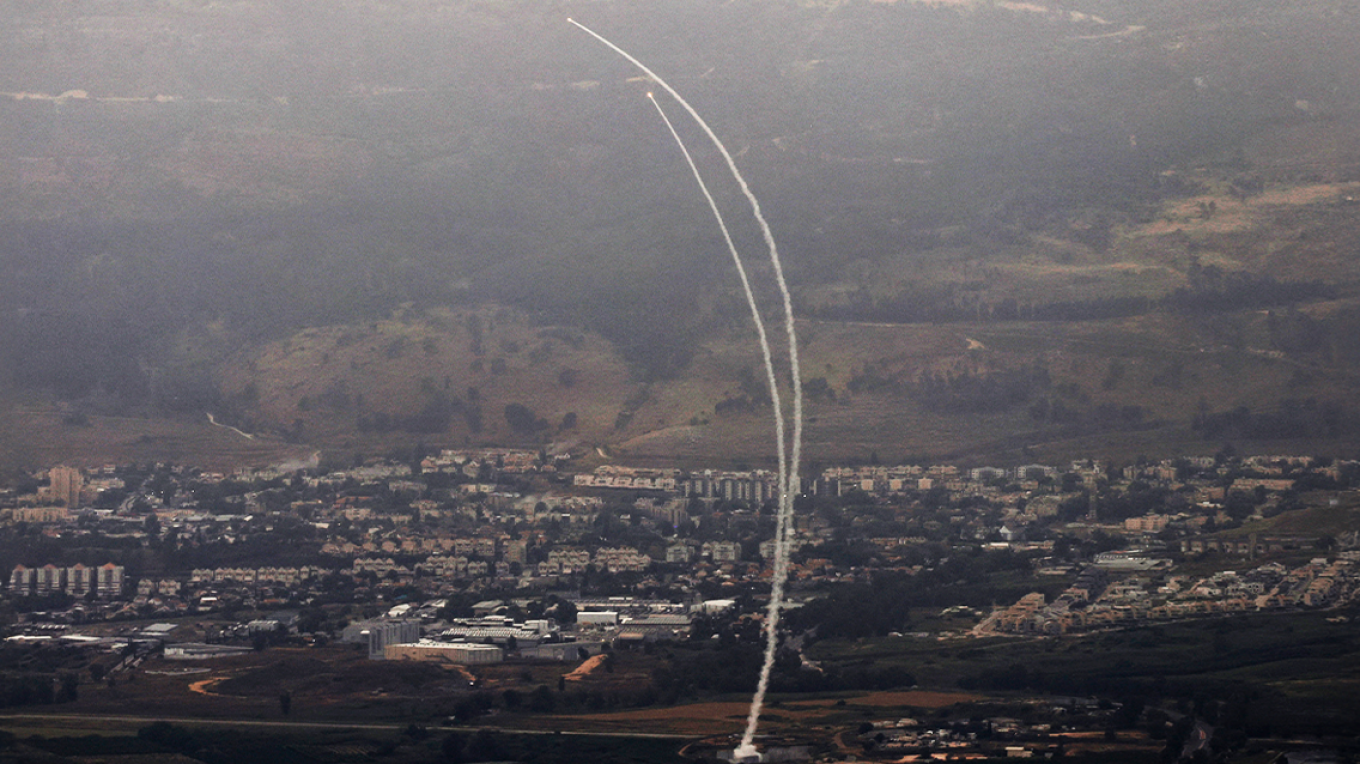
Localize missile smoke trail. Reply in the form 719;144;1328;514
647;99;800;751
645;91;788;581
568;19;804;759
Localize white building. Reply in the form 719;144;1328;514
341;619;422;659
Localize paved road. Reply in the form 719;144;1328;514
0;713;691;740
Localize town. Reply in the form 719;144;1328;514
2;448;1358;762
4;449;1356;647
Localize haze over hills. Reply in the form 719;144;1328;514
2;0;1359;471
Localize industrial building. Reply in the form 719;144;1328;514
384;641;503;664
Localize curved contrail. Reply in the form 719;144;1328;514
569;20;803;759
646;90;788;570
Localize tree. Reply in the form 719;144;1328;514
58;673;79;703
138;722;197;753
279;691;291;716
441;732;466;763
464;729;505;762
452;698;479;722
404;724;430;740
530;685;556;712
548;598;577;624
504;403;546;433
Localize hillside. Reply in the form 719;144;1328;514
2;0;1359;470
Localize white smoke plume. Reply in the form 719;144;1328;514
568;20;804;760
646;91;789;561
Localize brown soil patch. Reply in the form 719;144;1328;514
1055;729;1162;756
187;676;225;696
546;707;743;736
1142;195;1255;236
782;698;848;709
543;701;831;736
1254;183;1356;207
562;653;607;681
542;692;982;737
569;702;756;722
1141;182;1356;237
853;690;982;708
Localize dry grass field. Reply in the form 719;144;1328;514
528;690;983;737
0;404;312;473
6;643;998;739
8;179;1360;473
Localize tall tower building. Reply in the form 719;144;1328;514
66;563;94;597
96;563;124;598
48;466;83;509
9;565;35;594
36;564;64;595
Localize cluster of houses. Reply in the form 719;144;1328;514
3;450;1357;641
982;553;1360;635
575;466;781;503
858;698;1122;759
419;448;557;477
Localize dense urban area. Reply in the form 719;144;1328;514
4;0;1360;760
3;447;1359;763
